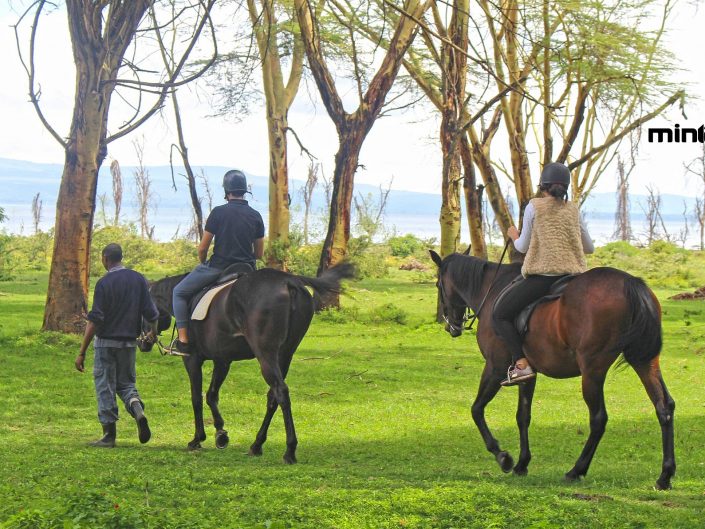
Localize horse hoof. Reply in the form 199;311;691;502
655;479;672;491
283;453;297;465
513;467;528;476
564;471;581;483
215;430;229;449
187;441;202;451
497;452;514;473
248;445;263;457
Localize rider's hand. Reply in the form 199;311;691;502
75;353;85;373
507;226;520;241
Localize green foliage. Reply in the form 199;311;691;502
589;241;705;289
0;232;53;280
90;225;198;277
387;234;427;257
347;236;388;279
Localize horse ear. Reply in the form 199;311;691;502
429;250;442;268
463;245;472;255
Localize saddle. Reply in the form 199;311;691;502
189;263;253;321
493;274;578;338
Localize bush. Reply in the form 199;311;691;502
388;234;427;257
91;225;198;277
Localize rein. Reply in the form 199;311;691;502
442;239;511;333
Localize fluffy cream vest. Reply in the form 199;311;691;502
522;197;587;276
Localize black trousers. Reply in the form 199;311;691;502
492;274;565;365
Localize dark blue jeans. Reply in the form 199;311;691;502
172;263;222;328
93;345;142;425
492;274;563;364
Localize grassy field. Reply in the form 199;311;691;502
0;268;704;528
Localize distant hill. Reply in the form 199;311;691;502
0;157;697;243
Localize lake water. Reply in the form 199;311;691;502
1;200;700;249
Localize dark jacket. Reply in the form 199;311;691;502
87;267;159;340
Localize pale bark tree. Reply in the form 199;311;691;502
248;0;306;269
14;0;216;332
133;139;155;240
110;159;123;226
301;162;319;245
31;192;42;234
295;0;432;289
613;156;633;242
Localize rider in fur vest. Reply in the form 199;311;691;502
493;163;595;386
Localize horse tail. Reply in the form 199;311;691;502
293;263;356;308
620;275;662;367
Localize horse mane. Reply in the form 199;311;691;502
442;253;489;299
149;273;188;313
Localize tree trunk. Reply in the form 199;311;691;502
460;134;487;258
318;123;364;272
44;84;106;332
266;110;291;270
467;127;514;236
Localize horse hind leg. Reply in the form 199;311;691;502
249;388;277;457
565;372;608;482
634;359;676;490
264;359;298;464
472;364;514;473
206;360;232;449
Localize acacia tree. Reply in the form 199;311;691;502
15;0;216;332
295;0;431;284
247;0;305;269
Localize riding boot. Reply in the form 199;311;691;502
129;398;151;444
89;422;116;448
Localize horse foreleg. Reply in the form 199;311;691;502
183;355;206;450
513;377;536;476
634;360;676;490
565;373;607;482
206;359;232;449
472;364;514;473
249;388;277;457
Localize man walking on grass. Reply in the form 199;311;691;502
75;243;159;448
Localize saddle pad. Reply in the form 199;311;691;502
191;279;238;321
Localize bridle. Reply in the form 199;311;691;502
438;239;511;333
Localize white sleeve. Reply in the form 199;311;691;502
580;216;595;254
513;202;535;254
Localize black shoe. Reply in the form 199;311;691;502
89;422;116;448
129;399;151;444
164;339;191;357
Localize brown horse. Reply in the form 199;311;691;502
144;264;354;463
430;250;675;489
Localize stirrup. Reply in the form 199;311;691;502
162;339;191;357
500;364;536;386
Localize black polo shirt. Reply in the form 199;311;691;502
205;199;265;269
87;266;159;341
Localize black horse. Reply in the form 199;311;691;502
142;264;354;463
431;250;675;489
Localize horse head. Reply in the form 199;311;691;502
430;250;471;337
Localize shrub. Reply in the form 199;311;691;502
388;233;426;257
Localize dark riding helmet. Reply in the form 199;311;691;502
223;169;248;195
540;162;571;187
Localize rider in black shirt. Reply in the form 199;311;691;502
167;170;265;355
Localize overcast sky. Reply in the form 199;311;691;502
1;1;703;198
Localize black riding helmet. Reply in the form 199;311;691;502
223;169;248;195
540;162;571;187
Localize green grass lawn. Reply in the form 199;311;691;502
0;269;703;528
